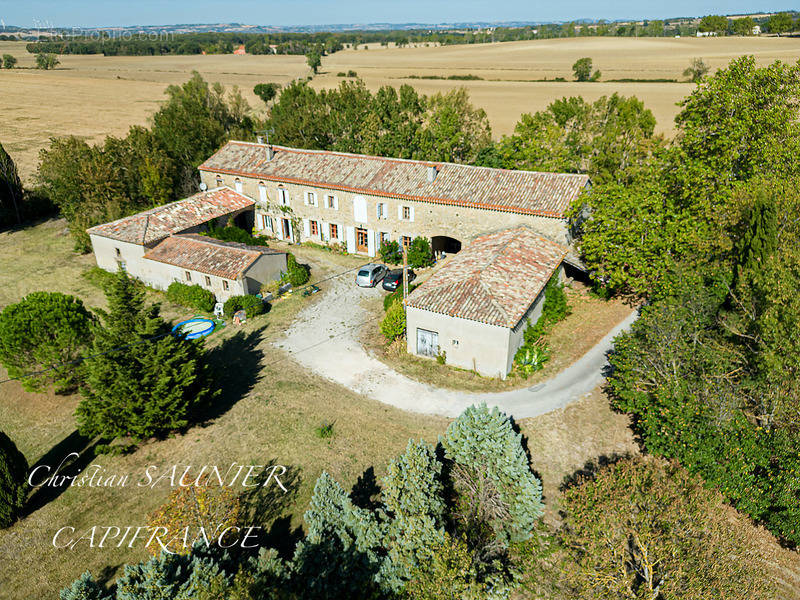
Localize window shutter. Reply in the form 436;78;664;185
333;196;339;210
409;206;415;222
345;226;356;253
367;230;377;257
303;218;311;237
304;192;309;206
258;185;267;203
398;205;403;220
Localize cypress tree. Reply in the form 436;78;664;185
115;552;225;600
0;141;23;226
441;404;544;555
0;430;28;528
76;271;215;442
736;188;778;277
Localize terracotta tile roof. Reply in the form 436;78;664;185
199;142;589;218
143;234;282;279
406;227;567;328
86;187;254;245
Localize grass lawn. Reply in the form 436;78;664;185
362;281;634;393
1;222;797;598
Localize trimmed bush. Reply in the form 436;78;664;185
204;222;270;246
380;299;406;340
281;253;311;287
383;283;418;311
223;294;266;318
379;240;402;264
407;237;434;269
166;282;216;313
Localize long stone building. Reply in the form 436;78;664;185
199;141;589;262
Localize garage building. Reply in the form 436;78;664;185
405;227;567;379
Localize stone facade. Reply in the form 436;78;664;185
199;171;571;258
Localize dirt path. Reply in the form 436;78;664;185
275;274;636;419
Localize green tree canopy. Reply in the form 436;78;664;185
0;430;28;528
767;12;795;35
76;271;216;442
572;57;593;81
698;14;729;33
0;141;23;226
0;291;94;392
253;82;280;104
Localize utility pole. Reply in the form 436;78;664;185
402;242;409;303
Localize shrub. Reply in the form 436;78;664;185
1;54;16;69
379;240;402;264
381;299;406;340
260;279;282;296
436;351;446;365
347;69;358;77
315;421;335;439
0;431;28;528
384;283;418;311
166;282;216;313
407;237;433;269
223;294;266;318
253;82;280;104
336;71;347;77
513;274;567;377
281;253;311;287
0;291;94;392
205;222;270;246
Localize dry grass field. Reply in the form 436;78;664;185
3;36;800;180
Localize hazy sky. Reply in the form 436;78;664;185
0;0;796;28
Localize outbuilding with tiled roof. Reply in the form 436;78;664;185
405;227;568;379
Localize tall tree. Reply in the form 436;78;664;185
0;141;23;226
441;403;543;561
0;430;28;528
76;271;215;442
0;292;94;392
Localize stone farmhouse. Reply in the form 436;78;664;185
405;227;567;378
87;187;287;301
199;141;589;263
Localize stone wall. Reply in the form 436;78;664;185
200;171;570;257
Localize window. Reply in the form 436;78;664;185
278;187;289;205
215;175;223;187
401;236;412;248
380;232;391;244
310;220;319;236
402;206;411;220
234;178;243;193
260;214;273;232
306;191;317;206
205;276;211;286
223;280;229;291
258;182;267;203
376;202;388;219
356;228;369;251
115;247;121;257
185;271;192;282
329;223;339;239
326;194;338;209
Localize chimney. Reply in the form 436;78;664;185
265;145;275;161
426;165;438;183
257;134;264;144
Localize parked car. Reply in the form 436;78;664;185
382;268;416;291
355;264;387;287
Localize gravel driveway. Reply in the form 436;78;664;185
275;274;637;419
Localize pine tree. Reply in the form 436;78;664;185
76;271;215;442
0;430;28;528
293;471;385;598
0;141;23;226
441;404;544;558
115;551;226;600
379;440;447;591
59;571;110;600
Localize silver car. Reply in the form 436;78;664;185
355;263;387;287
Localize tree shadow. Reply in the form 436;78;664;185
24;430;99;516
349;466;381;512
201;328;266;422
559;452;632;494
238;461;304;560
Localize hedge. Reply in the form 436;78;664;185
223;295;266;318
166;282;216;313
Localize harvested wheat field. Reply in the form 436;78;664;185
3;36;800;179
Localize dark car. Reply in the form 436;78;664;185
382;268;416;291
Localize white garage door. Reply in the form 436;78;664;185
417;328;439;358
